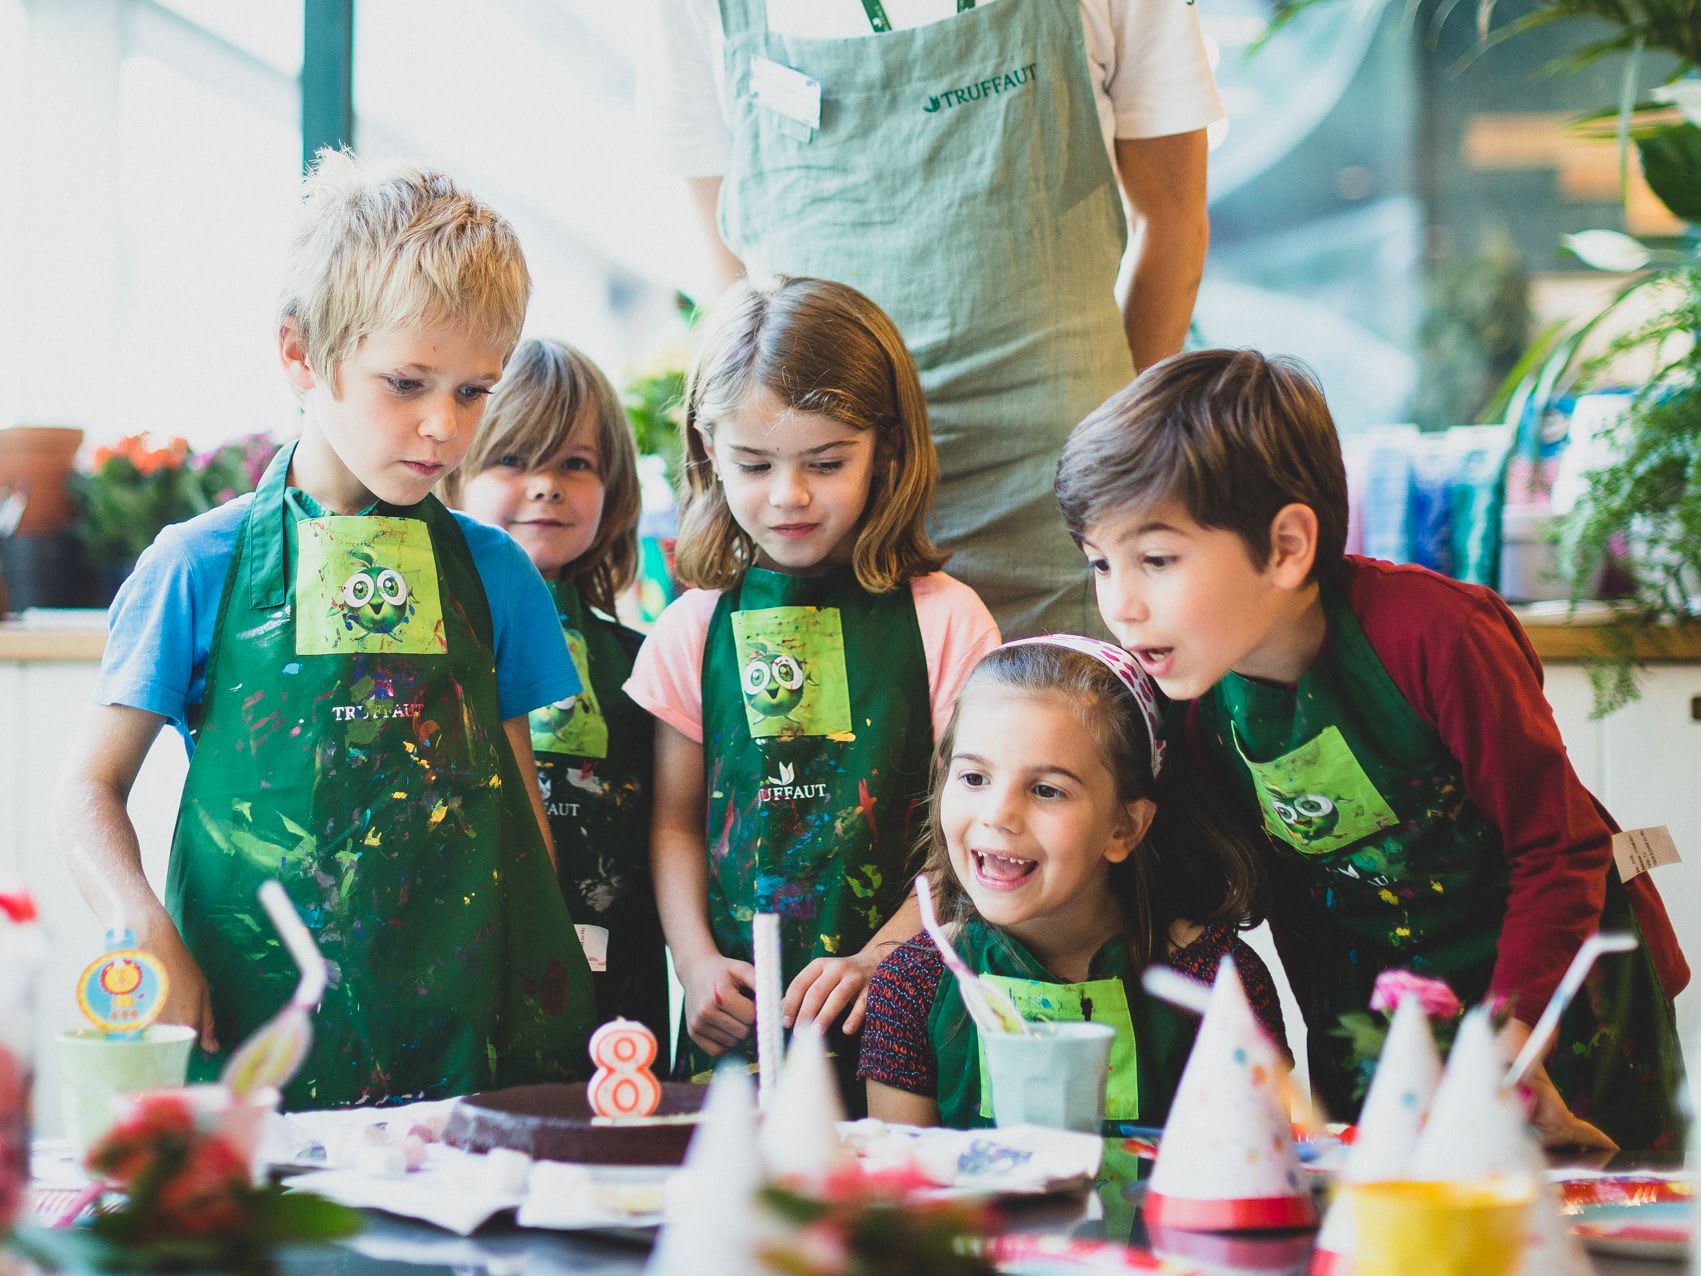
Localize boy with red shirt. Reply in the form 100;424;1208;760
1056;348;1687;1152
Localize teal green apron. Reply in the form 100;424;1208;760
165;443;597;1109
531;581;668;1047
928;920;1195;1134
716;0;1132;636
1195;575;1682;1150
691;566;934;1094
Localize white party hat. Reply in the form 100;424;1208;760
1515;1176;1594;1276
1146;958;1316;1231
646;1065;771;1276
1408;1007;1532;1181
1311;993;1446;1272
758;1022;847;1182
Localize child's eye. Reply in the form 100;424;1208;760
1032;782;1068;800
809;460;845;474
1141;554;1176;571
735;462;769;475
385;376;423;394
492;454;526;469
563;456;598;474
458;385;493;403
955;769;987;789
1086;557;1110;575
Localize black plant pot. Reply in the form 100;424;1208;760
0;532;92;612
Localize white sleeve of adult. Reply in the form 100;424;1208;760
1102;0;1224;139
638;0;735;177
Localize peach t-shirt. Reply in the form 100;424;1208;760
624;571;1000;744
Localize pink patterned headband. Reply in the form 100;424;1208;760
998;635;1167;778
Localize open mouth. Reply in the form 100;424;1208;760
972;849;1037;890
1131;646;1175;676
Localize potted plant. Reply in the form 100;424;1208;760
71;432;278;602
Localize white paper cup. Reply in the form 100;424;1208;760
56;1025;196;1160
983;1021;1115;1133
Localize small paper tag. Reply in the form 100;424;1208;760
749;56;821;128
1612;825;1681;882
575;924;610;972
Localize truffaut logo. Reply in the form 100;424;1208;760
760;760;828;802
923;62;1037;113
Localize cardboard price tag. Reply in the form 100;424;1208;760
1611;826;1681;882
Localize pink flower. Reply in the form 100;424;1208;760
1369;969;1461;1019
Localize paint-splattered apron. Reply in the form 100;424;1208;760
715;0;1132;637
165;443;596;1109
930;919;1195;1132
1195;580;1683;1150
531;580;668;1046
689;566;933;1090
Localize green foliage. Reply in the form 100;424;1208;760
71;432;277;569
1415;226;1533;428
1637;121;1701;219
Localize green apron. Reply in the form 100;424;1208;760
531;581;668;1046
928;920;1195;1133
1195;576;1683;1150
165;443;596;1109
716;0;1132;637
690;566;933;1091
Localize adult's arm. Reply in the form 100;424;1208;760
1114;129;1209;372
685;176;745;293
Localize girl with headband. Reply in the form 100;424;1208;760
859;635;1284;1132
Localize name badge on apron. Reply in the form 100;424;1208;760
749;56;820;141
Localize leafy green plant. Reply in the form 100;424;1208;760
71;432;277;570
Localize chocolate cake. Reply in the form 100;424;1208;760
443;1083;709;1166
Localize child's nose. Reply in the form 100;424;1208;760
419;396;460;443
1103;570;1147;626
527;472;562;502
768;468;810;508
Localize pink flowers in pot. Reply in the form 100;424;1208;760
1368;969;1462;1020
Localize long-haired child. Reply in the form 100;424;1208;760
625;276;1001;1092
449;338;667;1043
858;636;1282;1130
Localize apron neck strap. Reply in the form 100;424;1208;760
717;0;769;39
245;439;299;612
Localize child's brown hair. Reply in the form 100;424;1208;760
675;276;948;593
919;642;1266;969
446;338;640;614
1057;348;1348;581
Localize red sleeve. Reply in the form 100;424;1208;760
1345;558;1688;1018
857;938;947;1096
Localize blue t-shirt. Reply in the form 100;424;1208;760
96;493;580;753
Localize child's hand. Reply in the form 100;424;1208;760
1523;1063;1619;1154
144;923;218;1053
782;952;877;1036
681;955;756;1056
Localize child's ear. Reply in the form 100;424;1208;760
694;424;723;483
1266;503;1319;589
278;317;317;393
1104;797;1157;865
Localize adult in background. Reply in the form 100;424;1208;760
642;0;1218;637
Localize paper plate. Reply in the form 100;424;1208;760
1568;1201;1691;1261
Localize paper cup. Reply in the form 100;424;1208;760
56;1025;196;1159
1350;1179;1532;1276
983;1022;1115;1134
112;1083;281;1183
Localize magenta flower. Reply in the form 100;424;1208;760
1369;969;1461;1019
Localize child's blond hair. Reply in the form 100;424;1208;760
446;339;640;614
279;148;530;388
676;276;947;594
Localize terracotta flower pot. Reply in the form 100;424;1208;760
0;426;84;534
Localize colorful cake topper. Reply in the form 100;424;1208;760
76;930;167;1036
586;1018;661;1119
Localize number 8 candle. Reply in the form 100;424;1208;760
586;1019;661;1118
